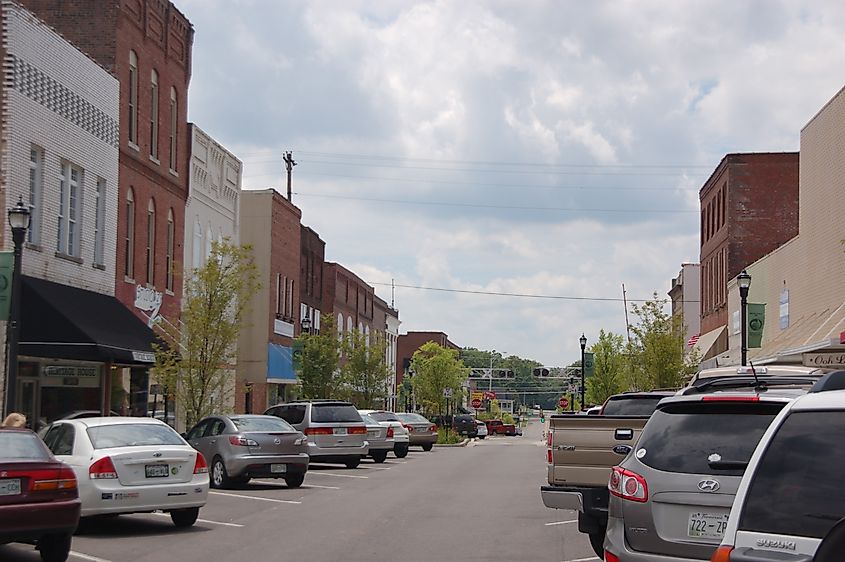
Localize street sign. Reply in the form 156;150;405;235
483;391;496;400
443;388;453;398
559;397;569;409
471;398;483;408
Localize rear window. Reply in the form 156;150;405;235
398;413;428;423
739;411;845;539
369;412;400;422
602;396;665;416
0;431;50;460
231;416;294;432
634;401;784;476
311;404;362;423
86;423;184;449
360;414;376;425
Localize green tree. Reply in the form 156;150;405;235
340;329;391;409
586;329;627;404
410;342;469;416
154;240;260;428
625;293;690;390
296;314;342;399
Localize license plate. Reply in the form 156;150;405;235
688;512;729;539
270;464;287;474
145;464;169;478
333;427;347;435
0;478;21;496
368;430;379;437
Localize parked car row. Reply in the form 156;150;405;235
1;399;443;561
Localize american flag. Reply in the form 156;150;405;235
687;334;700;347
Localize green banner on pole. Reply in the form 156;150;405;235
583;352;595;377
0;252;12;321
292;339;304;372
747;303;765;349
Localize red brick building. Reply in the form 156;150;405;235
697;152;799;358
299;225;325;332
323;262;377;340
396;331;459;387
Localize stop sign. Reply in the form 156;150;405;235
559;397;569;409
471;398;483;409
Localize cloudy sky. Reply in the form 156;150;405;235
179;0;845;367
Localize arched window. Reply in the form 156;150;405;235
150;69;159;159
124;188;135;278
169;86;178;172
166;209;174;291
337;313;343;342
146;199;155;285
128;51;138;146
205;225;213;259
347;316;353;333
94;178;106;266
192;218;202;268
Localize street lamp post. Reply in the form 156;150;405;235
738;270;751;367
4;197;31;417
301;316;312;335
579;333;587;412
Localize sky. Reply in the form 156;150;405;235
179;0;845;367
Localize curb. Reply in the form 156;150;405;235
433;438;470;448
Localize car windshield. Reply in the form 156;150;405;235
311;404;362;423
739;411;845;539
369;411;400;422
601;396;666;416
86;423;185;449
634;401;785;476
0;431;50;460
359;414;377;425
398;413;428;423
231;416;295;432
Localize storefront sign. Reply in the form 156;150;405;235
803;352;845;368
0;252;12;321
134;285;163;327
132;351;156;363
44;365;99;377
273;318;294;337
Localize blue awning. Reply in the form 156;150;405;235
267;343;297;382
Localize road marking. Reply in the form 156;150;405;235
147;511;244;528
545;519;578;526
209;491;302;504
561;557;599;562
301;484;340;490
389;460;407;464
71;552;114;562
308;472;368;479
365;466;391;470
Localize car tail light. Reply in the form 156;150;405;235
89;456;118;480
387;427;394;438
403;424;414;433
546;428;554;464
710;545;733;562
348;425;367;435
229;436;259;447
604;551;620;562
193;452;209;475
304;427;334;436
609;466;648;502
30;467;77;491
430;424;437;432
702;396;760;402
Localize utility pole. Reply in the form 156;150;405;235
622;283;631;344
283;151;297;201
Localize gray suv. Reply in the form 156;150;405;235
264;400;369;469
603;365;825;562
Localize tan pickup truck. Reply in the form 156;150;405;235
540;391;673;557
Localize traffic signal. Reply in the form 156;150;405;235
504;369;515;378
532;367;550;377
468;368;485;378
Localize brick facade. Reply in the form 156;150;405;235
323;262;376;340
299;225;325;331
396;331;459;386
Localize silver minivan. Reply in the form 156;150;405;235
264;401;369;469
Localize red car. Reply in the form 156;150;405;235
485;420;517;436
0;428;80;562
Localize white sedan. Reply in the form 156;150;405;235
40;417;209;527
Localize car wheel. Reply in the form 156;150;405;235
211;456;233;489
284;474;305;488
171;507;200;528
422;443;433;452
588;531;604;558
232;475;251;487
478;435;486;439
371;450;388;463
38;533;72;562
344;457;361;469
393;444;409;458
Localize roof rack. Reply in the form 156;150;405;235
809;370;845;393
682;375;823;395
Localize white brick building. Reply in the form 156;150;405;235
0;1;156;424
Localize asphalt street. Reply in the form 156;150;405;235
2;420;597;562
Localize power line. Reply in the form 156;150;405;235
367;281;701;304
292;192;698;214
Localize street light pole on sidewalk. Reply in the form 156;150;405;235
4;197;30;417
738;270;751;366
579;334;587;412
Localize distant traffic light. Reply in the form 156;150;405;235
532;367;550;377
504;369;515;378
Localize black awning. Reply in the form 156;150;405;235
19;276;159;365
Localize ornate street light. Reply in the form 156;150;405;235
4;196;30;416
737;270;752;366
579;333;587;412
301;316;312;335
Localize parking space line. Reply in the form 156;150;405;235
545;519;577;526
71;552;114;562
364;466;391;470
301;484;340;490
147;511;244;527
209;491;302;504
561;557;599;562
308;472;368;479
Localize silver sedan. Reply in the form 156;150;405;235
185;415;309;489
